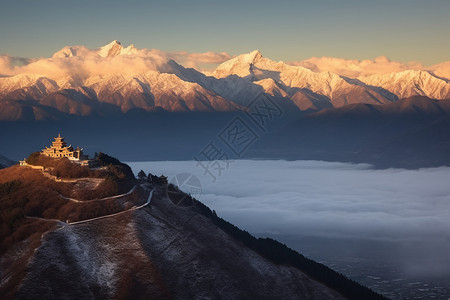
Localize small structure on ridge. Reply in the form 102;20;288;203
42;134;86;160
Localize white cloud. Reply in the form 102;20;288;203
0;55;31;76
128;160;450;241
0;49;170;80
290;56;427;78
429;61;450;81
0;42;233;80
167;51;233;70
2;42;448;81
128;160;450;278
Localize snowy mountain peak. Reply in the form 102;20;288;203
52;45;93;58
52;40;137;59
98;40;122;57
212;50;264;78
97;40;137;58
230;50;263;64
52;46;77;58
102;40;122;50
243;50;263;63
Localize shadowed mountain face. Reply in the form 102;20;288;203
252;96;450;168
0;41;449;120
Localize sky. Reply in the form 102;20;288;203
0;0;449;65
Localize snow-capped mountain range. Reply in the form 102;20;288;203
0;41;449;120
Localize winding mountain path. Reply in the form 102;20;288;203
59;185;137;203
66;189;153;226
26;188;153;226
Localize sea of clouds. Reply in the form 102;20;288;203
129;160;450;241
128;160;450;279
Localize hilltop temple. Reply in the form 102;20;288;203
42;134;86;161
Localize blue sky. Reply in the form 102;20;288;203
1;0;449;64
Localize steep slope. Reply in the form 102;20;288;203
0;162;385;299
0;73;242;119
85;71;242;112
13;191;343;299
0;75;59;100
170;58;295;112
97;40;138;58
209;50;395;109
358;70;450;99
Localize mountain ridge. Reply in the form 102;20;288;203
251;96;450;168
0;157;386;299
0;41;449;120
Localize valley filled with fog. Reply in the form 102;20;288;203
129;160;450;299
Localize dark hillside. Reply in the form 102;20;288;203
253;97;450;168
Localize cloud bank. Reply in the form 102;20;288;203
1;41;449;81
0;41;233;79
128;160;450;279
168;51;233;69
2;41;449;82
290;56;427;78
429;61;450;81
129;160;450;241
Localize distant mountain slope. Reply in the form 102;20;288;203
1;97;449;168
0;154;15;169
0;41;449;120
208;50;395;108
357;70;450;99
253;96;450;168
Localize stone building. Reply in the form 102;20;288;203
42;134;85;160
